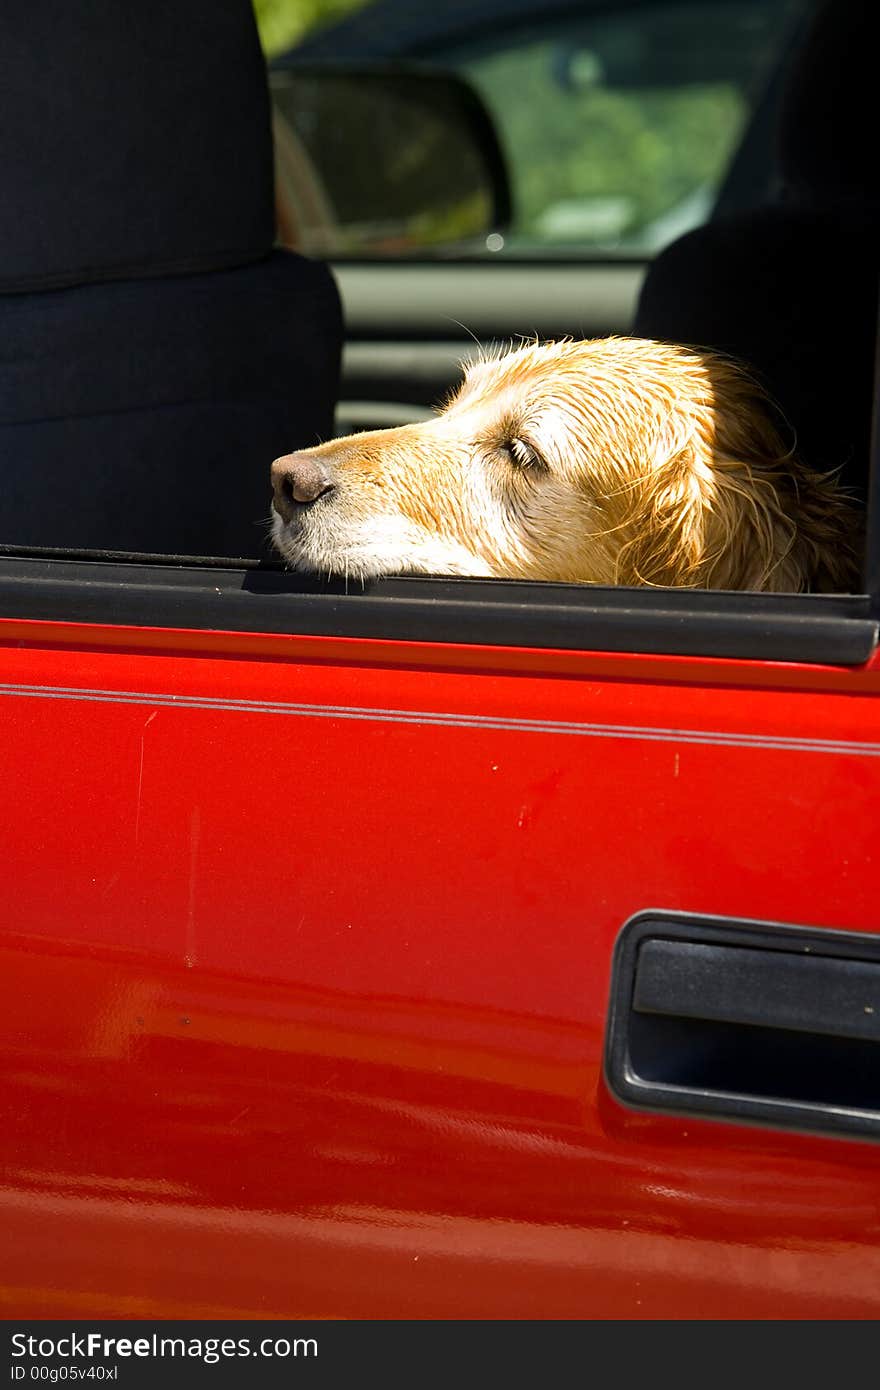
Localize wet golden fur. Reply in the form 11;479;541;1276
270;337;862;591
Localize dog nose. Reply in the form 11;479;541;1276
271;452;336;521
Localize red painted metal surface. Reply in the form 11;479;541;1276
3;618;880;1319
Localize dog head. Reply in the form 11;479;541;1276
270;336;860;591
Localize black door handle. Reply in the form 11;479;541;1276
605;912;880;1142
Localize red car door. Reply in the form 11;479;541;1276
2;559;879;1319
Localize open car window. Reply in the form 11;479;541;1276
0;0;877;670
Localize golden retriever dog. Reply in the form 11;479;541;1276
270;337;862;592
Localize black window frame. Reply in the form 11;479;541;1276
0;507;875;669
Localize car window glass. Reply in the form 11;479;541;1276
440;0;805;255
278;0;807;259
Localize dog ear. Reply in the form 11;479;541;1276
605;348;861;593
611;413;722;587
612;407;808;591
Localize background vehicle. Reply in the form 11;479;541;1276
2;0;880;1321
272;0;811;431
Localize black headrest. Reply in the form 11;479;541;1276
1;0;274;294
779;0;877;205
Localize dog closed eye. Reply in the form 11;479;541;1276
499;436;545;471
270;335;863;594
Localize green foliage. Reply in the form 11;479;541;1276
252;0;369;57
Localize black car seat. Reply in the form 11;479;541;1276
634;0;878;506
0;0;343;558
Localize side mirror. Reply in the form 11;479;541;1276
270;64;511;256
